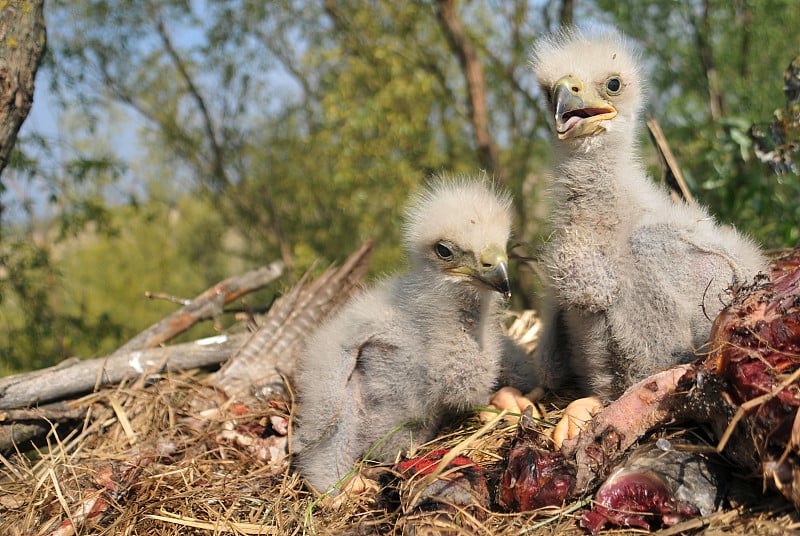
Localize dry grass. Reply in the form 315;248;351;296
1;312;799;535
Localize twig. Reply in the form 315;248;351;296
145;509;278;534
646;115;695;204
112;261;283;356
518;496;593;534
650;508;740;535
144;291;191;305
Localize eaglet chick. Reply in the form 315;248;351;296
529;28;767;442
291;177;514;496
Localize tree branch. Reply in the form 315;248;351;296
111;261;285;356
646;115;695;204
560;0;574;26
0;261;284;413
154;16;228;191
0;333;247;412
691;0;725;122
477;45;540;112
435;0;502;180
0;243;372;451
96;61;210;175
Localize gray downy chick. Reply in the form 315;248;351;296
529;28;767;402
291;176;514;495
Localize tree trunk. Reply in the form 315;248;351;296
692;0;725;122
0;0;46;181
435;0;502;182
559;0;574;26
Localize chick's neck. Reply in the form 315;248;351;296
399;266;500;350
550;132;642;235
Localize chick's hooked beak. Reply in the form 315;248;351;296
552;76;617;140
476;243;511;299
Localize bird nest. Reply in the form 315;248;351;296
2;365;797;535
2;245;800;535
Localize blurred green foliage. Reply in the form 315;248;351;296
1;0;799;374
600;0;800;246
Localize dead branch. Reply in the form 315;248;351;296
0;400;87;422
0;223;282;453
646;115;695;204
0;401;89;455
112;260;284;356
0;333;247;412
0;333;244;453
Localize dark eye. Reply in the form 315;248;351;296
606;76;622;95
434;242;453;260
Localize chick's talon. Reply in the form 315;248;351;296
552;396;603;450
480;386;543;423
319;473;379;509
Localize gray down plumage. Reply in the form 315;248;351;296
529;28;767;402
291;177;514;495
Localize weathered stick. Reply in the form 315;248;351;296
0;400;89;454
0;400;87;422
646;115;695;204
0;334;246;453
112;260;284;356
0;334;247;411
0;260;282;452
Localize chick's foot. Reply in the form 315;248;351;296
552;396;603;449
480;386;543;423
319;473;380;509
